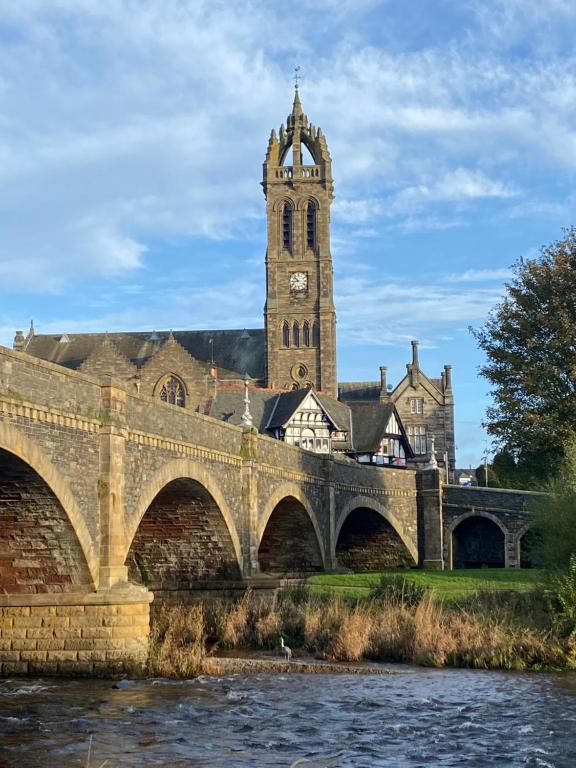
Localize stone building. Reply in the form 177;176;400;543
12;88;456;472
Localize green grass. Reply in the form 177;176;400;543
307;569;542;601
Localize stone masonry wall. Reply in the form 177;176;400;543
0;347;102;416
0;595;151;676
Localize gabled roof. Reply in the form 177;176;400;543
266;388;312;429
349;402;414;457
390;368;444;404
266;388;350;432
24;329;266;381
316;393;352;433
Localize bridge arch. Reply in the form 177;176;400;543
127;458;243;584
335;495;418;566
258;484;326;573
447;510;508;569
0;420;97;588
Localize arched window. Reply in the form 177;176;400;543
303;321;310;347
159;375;186;408
312;321;320;347
282;321;290;348
282;203;293;250
306;201;316;249
292;321;300;347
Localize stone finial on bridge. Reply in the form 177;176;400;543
240;372;253;428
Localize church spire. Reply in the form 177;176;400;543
292;82;303;119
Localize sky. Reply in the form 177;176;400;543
0;0;575;469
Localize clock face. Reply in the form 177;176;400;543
290;272;308;292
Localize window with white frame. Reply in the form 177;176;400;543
408;425;427;454
410;398;424;415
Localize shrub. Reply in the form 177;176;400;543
370;574;427;607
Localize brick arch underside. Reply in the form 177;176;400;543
258;496;324;574
336;507;414;571
452;516;505;568
0;448;93;594
126;478;242;590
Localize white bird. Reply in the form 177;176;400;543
279;635;292;662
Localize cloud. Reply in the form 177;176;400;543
445;268;513;283
334;269;506;349
0;0;573;296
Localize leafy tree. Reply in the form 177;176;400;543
473;462;500;488
531;438;576;571
473;227;576;486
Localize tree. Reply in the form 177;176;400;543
473;462;500;487
473;227;576;486
531;438;576;571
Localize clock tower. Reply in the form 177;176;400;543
263;86;337;397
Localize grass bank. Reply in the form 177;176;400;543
307;569;542;601
147;573;576;677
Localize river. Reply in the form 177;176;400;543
1;668;575;767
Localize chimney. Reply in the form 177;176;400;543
379;366;389;400
408;340;419;388
411;339;419;368
444;364;452;390
13;330;25;351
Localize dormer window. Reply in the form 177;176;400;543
158;375;186;408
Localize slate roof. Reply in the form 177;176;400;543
266;389;311;429
338;381;381;402
348;402;414;457
316;393;352;433
209;389;278;431
209;387;353;438
24;329;266;381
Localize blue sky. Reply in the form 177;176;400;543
0;0;575;468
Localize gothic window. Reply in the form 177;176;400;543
306;201;316;249
282;321;290;348
282;203;293;250
312;321;320;347
292;321;300;347
303;321;310;347
159;375;186;408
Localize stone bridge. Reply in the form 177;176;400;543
0;346;543;674
442;485;542;570
0;346;422;674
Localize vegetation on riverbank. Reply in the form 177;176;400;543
147;573;576;677
307;568;540;601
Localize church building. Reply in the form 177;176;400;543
13;87;456;480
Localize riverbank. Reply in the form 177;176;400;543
206;654;396;676
147;583;576;677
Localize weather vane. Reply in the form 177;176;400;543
293;65;302;90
